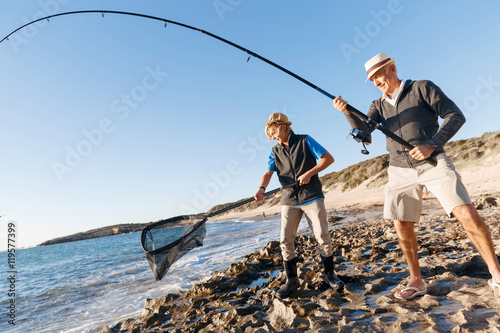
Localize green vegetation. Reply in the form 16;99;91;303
320;154;390;190
443;131;500;162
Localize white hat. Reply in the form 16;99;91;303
364;53;396;82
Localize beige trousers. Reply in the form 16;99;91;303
280;199;333;261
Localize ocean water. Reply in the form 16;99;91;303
1;216;310;333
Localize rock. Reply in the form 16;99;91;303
308;316;337;332
267;298;297;330
473;196;498;210
415;294;440;309
328;216;344;224
98;199;500;332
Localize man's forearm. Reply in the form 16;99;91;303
428;111;466;148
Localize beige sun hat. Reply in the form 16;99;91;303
364;52;396;82
266;112;292;126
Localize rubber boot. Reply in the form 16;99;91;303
321;255;345;291
276;257;300;299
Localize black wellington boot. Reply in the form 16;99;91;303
276;257;300;299
321;255;345;291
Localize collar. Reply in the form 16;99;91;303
381;79;405;106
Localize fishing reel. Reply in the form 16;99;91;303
348;127;373;155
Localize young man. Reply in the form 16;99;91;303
254;112;344;299
333;53;500;300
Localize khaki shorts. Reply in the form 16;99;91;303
384;154;471;222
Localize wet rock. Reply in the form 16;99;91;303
99;199;500;333
308;316;337;332
414;294;440;309
266;298;296;330
451;308;500;332
186;276;238;297
427;279;455;296
117;319;144;333
364;276;398;294
316;297;340;311
291;301;320;317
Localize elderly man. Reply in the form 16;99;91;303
333;53;500;300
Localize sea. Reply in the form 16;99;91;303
0;216;311;333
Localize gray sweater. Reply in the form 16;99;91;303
346;80;465;168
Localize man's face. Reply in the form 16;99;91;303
370;64;399;96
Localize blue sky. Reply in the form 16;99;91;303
1;1;499;248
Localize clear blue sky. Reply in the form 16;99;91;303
1;1;499;248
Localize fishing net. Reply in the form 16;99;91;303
141;214;207;281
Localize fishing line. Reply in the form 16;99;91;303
0;10;436;166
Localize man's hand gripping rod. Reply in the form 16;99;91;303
317;88;438;167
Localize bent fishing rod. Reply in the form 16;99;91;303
0;10;436;166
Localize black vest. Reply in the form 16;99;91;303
272;131;324;206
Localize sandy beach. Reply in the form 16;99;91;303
100;136;500;332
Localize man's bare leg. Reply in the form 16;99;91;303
393;220;427;298
453;204;500;293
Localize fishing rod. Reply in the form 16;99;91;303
0;10;436;166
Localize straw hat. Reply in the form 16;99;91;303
364;53;396;82
266;112;291;126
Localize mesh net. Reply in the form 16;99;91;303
141;214;207;281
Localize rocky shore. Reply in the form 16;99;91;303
100;194;500;332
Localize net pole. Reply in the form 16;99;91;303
206;182;298;218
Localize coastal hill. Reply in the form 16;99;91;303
38;131;499;246
210;130;500;218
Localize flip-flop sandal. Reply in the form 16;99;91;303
488;280;500;300
394;286;428;300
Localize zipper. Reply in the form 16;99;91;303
393;91;414;168
283;146;299;203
